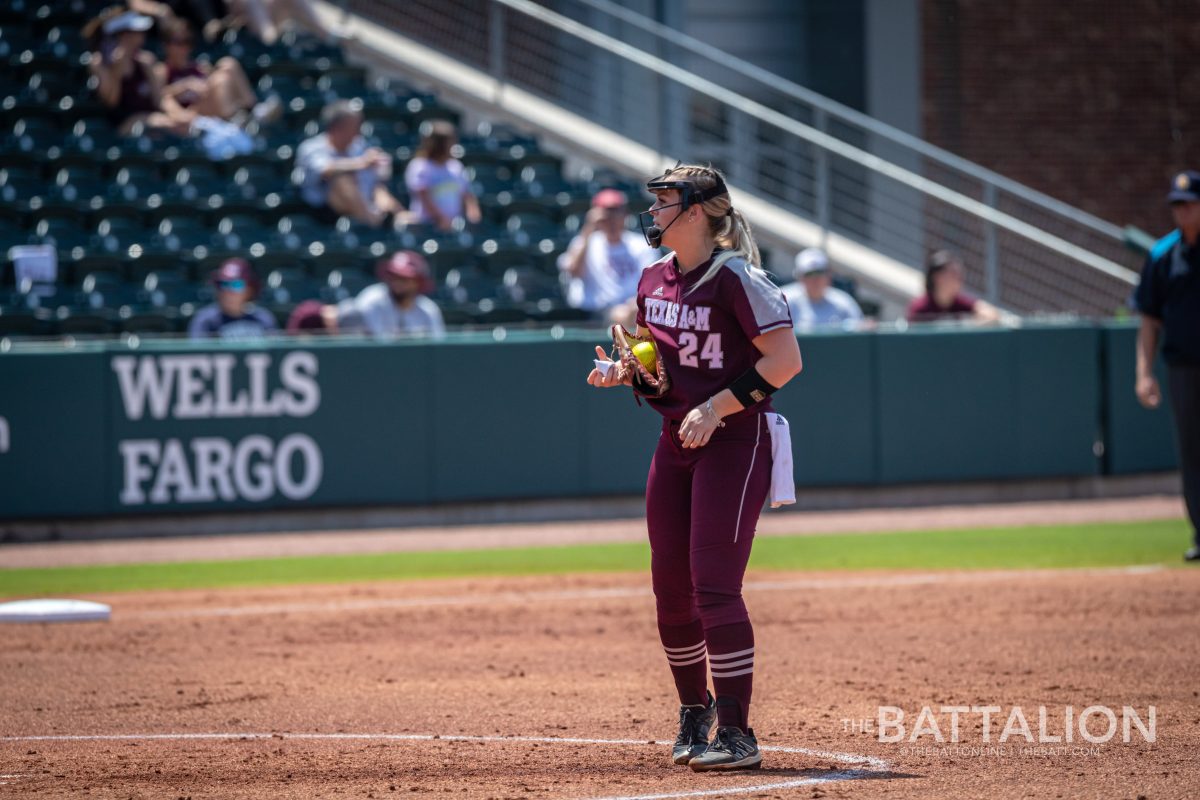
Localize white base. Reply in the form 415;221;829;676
0;599;111;623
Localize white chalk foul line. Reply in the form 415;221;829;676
0;733;887;799
123;565;1163;620
583;772;879;800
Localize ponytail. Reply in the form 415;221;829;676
688;204;760;295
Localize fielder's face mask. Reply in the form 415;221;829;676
638;172;729;248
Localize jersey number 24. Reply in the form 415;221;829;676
678;332;723;369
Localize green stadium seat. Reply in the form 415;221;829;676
470;299;529;325
67;254;125;284
0;169;42;206
498;266;561;304
0;308;52;337
55;309;116;336
439;266;493;304
528;302;592;324
155;216;211;252
94;217;151;255
126;251;192;283
33;217;90;250
320;268;371;303
118;309;177;335
504;211;560;244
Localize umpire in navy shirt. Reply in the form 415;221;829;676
1135;170;1200;561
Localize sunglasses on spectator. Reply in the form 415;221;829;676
218;280;246;291
167;38;193;45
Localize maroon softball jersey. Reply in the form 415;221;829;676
636;251;792;420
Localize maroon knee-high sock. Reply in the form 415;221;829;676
658;619;709;707
705;621;754;730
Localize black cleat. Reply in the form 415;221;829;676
688;726;762;771
1185;546;1200;562
671;692;717;765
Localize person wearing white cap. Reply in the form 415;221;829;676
780;248;863;332
85;7;194;136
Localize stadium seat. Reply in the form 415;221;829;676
112;162;162;195
275;215;326;251
118;309;177;334
470;299;529;325
65;117;119;154
465;164;513;202
498;267;562;304
140;269;198;310
439;267;493;305
264;267;316;302
528;301;592;324
228;164;284;200
0;169;42;205
55;309;116;336
94;217;150;255
320;268;371;303
504;211;560;244
476;240;537;276
33;217;90;250
67;254;125;285
127;252;192;283
155;217;212;252
0;307;52;337
215;214;273;250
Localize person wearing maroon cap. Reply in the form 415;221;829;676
587;163;802;771
337;251;445;339
558;188;658;318
187;259;277;340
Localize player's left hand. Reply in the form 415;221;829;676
678;405;720;449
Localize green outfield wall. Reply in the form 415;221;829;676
0;321;1178;520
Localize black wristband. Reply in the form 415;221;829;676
728;366;778;408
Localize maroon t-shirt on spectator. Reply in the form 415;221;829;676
636;251;792;421
165;62;206;107
906;293;978;322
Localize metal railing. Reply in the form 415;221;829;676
343;0;1141;315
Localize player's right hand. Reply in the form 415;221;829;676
587;345;625;388
1136;374;1161;409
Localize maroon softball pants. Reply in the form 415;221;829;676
646;411;772;729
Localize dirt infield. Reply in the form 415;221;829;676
2;565;1197;799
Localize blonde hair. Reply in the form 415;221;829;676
655;163;760;293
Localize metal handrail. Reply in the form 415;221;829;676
569;0;1126;242
500;0;1136;285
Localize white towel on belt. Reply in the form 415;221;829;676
764;412;795;508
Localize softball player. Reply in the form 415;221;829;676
587;164;802;770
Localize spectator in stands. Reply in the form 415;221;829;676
188;258;278;339
906;250;1001;323
158;0;228;42
85;8;194;136
404;121;481;231
336;251;445;338
558;188;658;319
296;100;407;228
286;299;336;335
781;248;864;331
226;0;351;45
156;19;281;125
1134;169;1200;562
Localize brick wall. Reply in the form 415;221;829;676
922;0;1200;236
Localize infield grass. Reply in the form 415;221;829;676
0;519;1190;598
